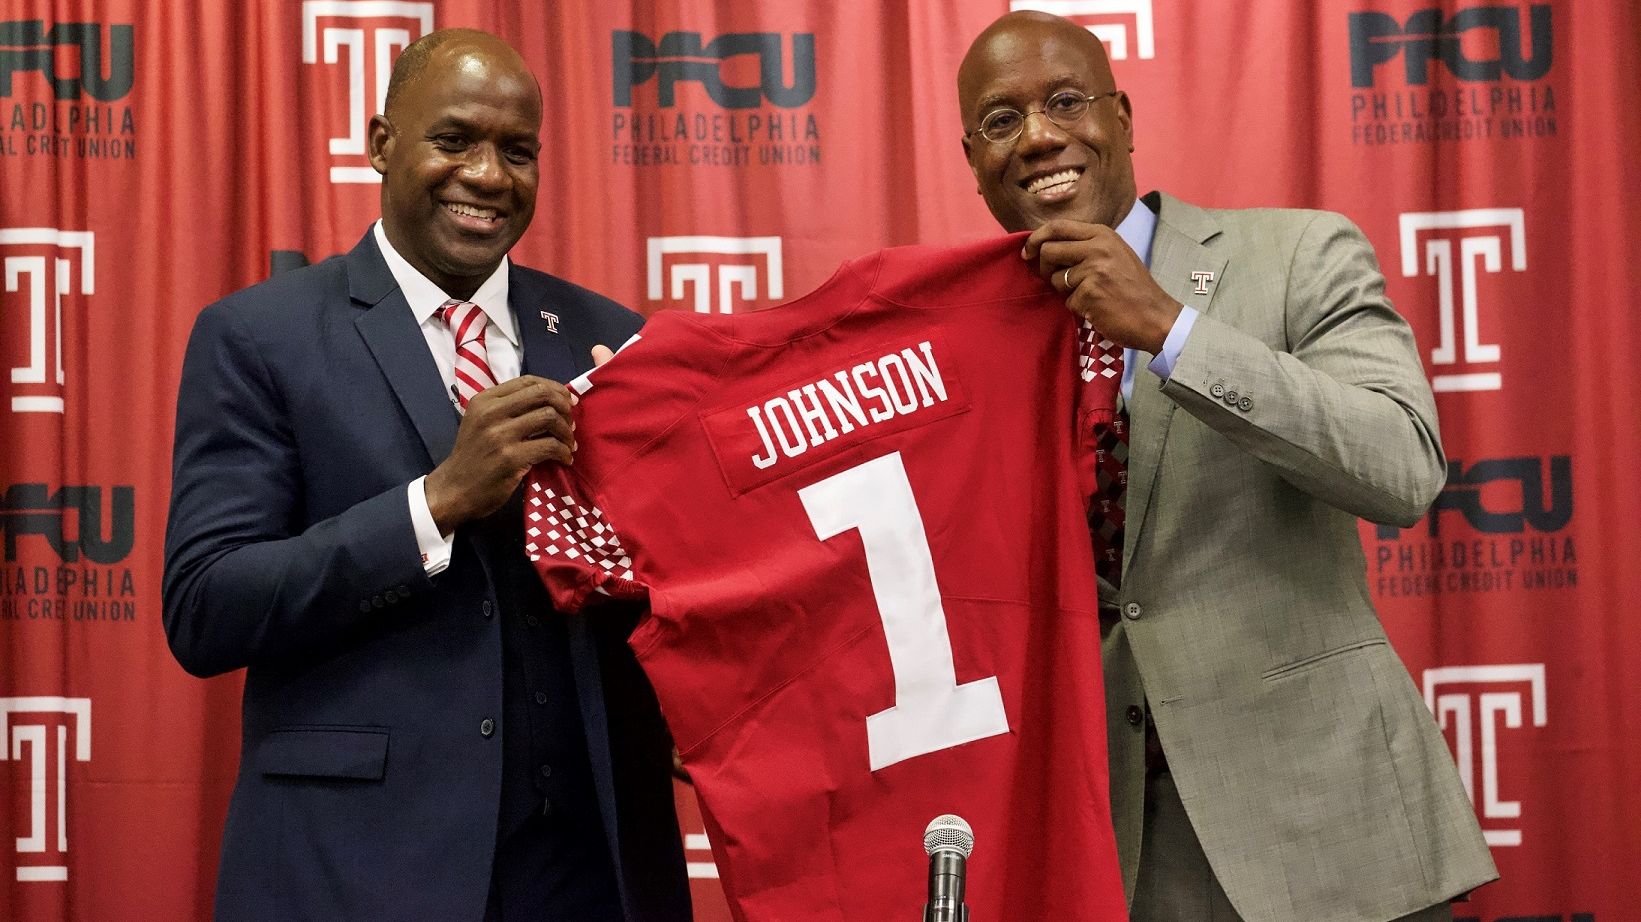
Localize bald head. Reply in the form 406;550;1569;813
367;27;543;300
956;12;1136;232
384;29;538;120
958;12;1115;120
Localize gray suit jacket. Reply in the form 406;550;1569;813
1101;192;1497;921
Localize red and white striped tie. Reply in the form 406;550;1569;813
440;300;497;412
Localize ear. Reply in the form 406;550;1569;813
1116;91;1135;153
366;114;394;175
960;134;982;193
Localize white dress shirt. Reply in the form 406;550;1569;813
372;221;519;576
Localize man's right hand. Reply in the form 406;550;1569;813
1023;219;1181;355
424;375;576;534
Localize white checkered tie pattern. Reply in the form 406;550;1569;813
525;480;636;582
441;300;497;412
1078;318;1122;383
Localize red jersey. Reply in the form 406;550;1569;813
527;235;1128;922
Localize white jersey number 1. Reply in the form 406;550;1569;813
799;451;1010;772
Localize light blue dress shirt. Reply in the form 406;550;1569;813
1112;199;1197;402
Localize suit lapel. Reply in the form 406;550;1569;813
1123;193;1228;578
349;232;460;465
512;265;580;382
512;266;626;869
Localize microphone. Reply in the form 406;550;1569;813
922;814;973;922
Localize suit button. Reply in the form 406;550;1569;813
1209;382;1225;398
1124;602;1142;620
358;600;371;613
396;584;410;595
1239;395;1253;412
534;691;549;705
526;615;540;628
371;595;384;609
482;600;494;619
480;718;495;738
539;764;553;778
1126;705;1144;727
384;590;398;604
1223;389;1238;406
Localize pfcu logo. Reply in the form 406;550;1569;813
1;483;135;563
1399;208;1525;393
0;20;133;100
1372;455;1575;597
1008;0;1155;61
647;236;784;314
1376;456;1569;540
1423;664;1545;847
1;697;91;882
300;1;434;183
613;31;816;108
1349;5;1551;88
1;229;93;414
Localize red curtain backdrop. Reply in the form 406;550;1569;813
3;1;1636;920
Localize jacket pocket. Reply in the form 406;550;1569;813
1261;637;1387;681
256;726;389;780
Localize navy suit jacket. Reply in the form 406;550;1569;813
163;231;689;921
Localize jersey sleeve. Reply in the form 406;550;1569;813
524;462;649;612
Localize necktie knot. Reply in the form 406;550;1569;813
441;300;486;348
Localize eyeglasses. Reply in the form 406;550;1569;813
967;90;1121;145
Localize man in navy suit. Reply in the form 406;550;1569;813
163;29;689;921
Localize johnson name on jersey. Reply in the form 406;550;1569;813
527;234;1128;922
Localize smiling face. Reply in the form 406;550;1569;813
368;35;542;299
958;13;1136;233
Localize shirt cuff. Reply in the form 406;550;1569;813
408;476;454;576
1146;305;1199;381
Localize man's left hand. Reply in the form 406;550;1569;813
1023;219;1182;354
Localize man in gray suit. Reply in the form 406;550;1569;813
956;12;1496;922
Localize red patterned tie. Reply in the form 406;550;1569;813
440;300;497;412
1080;322;1128;587
1089;408;1130;587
